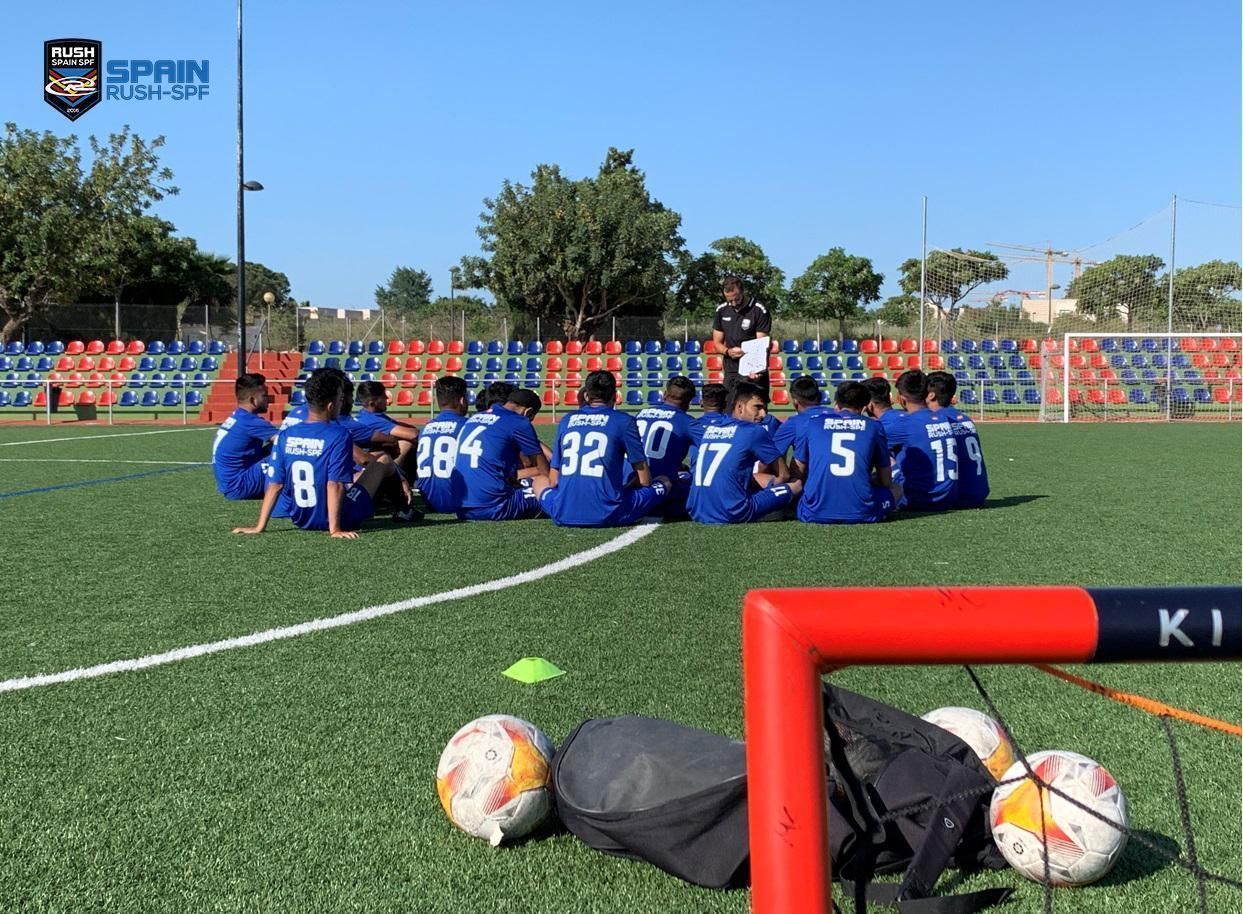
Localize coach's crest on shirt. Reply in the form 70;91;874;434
741;318;752;330
45;39;102;121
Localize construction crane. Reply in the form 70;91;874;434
985;241;1097;286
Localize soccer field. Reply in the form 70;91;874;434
0;422;1238;914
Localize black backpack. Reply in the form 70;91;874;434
551;684;1012;912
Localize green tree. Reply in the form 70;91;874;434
873;293;920;328
1065;254;1163;329
789;247;883;341
0;123;176;342
671;237;786;319
375;266;434;317
897;249;1008;317
1157;260;1242;331
458;148;685;340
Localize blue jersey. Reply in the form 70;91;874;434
688;411;729;469
941;407;990;508
280;403;309;430
455;404;543;510
772;405;834;455
759;414;782;437
687;418;783;524
794;410;891;523
877;408;905;445
353;408;399;438
338;414;377;447
630;404;695;480
888;407;958;510
549;404;647;527
267;421;357;531
417;410;468;513
212;408;276;497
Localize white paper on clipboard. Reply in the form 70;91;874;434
738;337;769;376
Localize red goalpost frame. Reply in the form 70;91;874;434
741;585;1240;914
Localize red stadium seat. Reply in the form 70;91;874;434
1021;339;1039;353
771;390;790;405
605;356;622;371
400;372;418;388
387;339;405;354
899;338;918;354
546;341;564;355
1220;337;1239;351
384;356;401;371
544;374;562;388
1080;338;1099;353
1211;352;1231;367
425;357;443;372
1088;389;1106;405
1048;355;1063;369
66;340;85;355
395;389;414;406
1043;337;1060;352
1199;337;1218;352
33;390;46;407
1078;369;1095;383
586;357;603;371
98;390;115;406
926;355;944;370
565;371;582;385
57;389;74;407
907;355;923;369
1203;369;1219;380
770;372;786;388
77;390;95;405
604;341;622;355
706;355;723;370
406;339;425;355
1226;369;1242;380
566;357;583;372
1029;354;1043;369
418;390;433;406
566;341;583;355
119;356;136;371
859;339;878;354
1089;354;1108;370
65;372;84;389
564;389;580;406
886;355;904;370
881;339;899;354
55;356;73;371
1107;388;1126;405
546;356;563;372
381;372;398;388
708;371;723;383
1212;387;1231;404
543;390;559;406
427;340;445;355
85;340;105;355
446;356;463;372
585;341;603;355
703;340;719;354
1069;389;1084;404
110;372;126;386
768;355;782;372
1099;368;1117;381
923;339;937;353
872;370;887;379
448;340;465;355
126;340;146;355
1192;353;1210;368
105;340;125;355
98;356;115;371
615;391;623;405
86;372;104;388
421;372;437;388
866;355;883;370
404;356;422;371
76;356;95;370
1044;387;1063;405
1068;354;1085;369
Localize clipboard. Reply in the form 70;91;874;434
738;337;769;376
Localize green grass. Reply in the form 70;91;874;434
0;422;1238;914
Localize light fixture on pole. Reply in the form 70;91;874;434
1045;284;1062;326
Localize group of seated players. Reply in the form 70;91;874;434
214;363;989;537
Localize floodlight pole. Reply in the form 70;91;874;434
1166;194;1177;421
918;196;927;363
236;0;246;364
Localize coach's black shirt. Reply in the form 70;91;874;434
712;298;772;368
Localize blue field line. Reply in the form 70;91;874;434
0;464;206;499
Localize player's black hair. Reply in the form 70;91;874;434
721;275;743;292
700;383;728;412
834;381;870;412
506;387;541;416
790;375;822;406
356;380;387;410
478;380;516;413
894;369;928;407
728;380;766;415
435;375;468;408
582;369;616;404
863;376;892;407
235;373;266;401
926;370;957;408
664;375;695;405
304;369;344;411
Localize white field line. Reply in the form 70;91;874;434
0;523;660;694
0;427;214;447
0;458;209;466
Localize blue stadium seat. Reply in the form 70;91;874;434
947;355;965;371
841;340;859;354
364;356;381;372
983;389;999;405
994;370;1013;385
805;355;822;371
1016;370;1034;384
507;341;523;355
811;372;826;385
328;340;345;355
782;339;798;354
626;390;644;405
348;340;365;356
188;340;206;355
527;340;543;355
0;391;11;407
488;340;504;355
141;390;159;407
178;357;195;371
147;340;166;355
1000;339;1018;353
296;372;309;385
954;370;971;383
685;340;702;355
1193;388;1211;404
644;356;661;371
691;392;702;406
323;356;341;370
526;357;542;372
465;390;478;406
1172;354;1190;369
666;356;682;371
664;340;682;354
208;340;226;355
19;357;35;371
159;356;176;372
643;340;660;355
1141;369;1158;382
138;356;155;371
162;390;181;406
0;357;9;372
358;373;374;382
524;373;540;389
506;357;522;372
1131;354;1148;368
1140;338;1159;352
168;340;186;355
685;356;702;371
1023;388;1041;405
1173;387;1190;402
201;356;219;371
1152;354;1168;369
46;341;65;354
118;390;137;406
625;340;642;355
648;390;664;405
1122;338;1140;353
367;340;385;355
128;373;145;388
14;391;32;407
626;371;642;386
483;372;499;383
3;341;21;355
302;356;319;371
941;339;958;353
1100;338;1118;353
624;356;641;371
499;372;516;383
467;340;485;355
846;355;863;370
26;341;44;355
466;357;482;372
1183;369;1201;382
307;339;326;356
2;373;16;388
1109;354;1126;369
987;354;1004;370
802;339;819;354
968;355;985;371
149;373;166;389
826;355;844;371
1129;388;1148;404
344;357;361;372
186;391;203;407
980;339;998;353
1008;354;1026;369
821;340;839;354
1120;369;1137;384
959;339;978;354
486;357;502;371
974;370;990;381
192;372;209;388
849;372;866;380
645;371;661;387
786;356;802;371
464;374;479;389
829;372;846;383
1002;389;1020;405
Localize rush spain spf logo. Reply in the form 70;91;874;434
45;39;102;121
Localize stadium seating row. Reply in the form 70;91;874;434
0;355;219;373
2;339;227;356
0;389;202;408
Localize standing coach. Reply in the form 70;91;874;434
712;275;774;396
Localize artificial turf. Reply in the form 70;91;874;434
0;421;1238;913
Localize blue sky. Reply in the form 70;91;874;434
3;0;1239;308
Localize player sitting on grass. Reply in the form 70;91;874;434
887;369;957;511
415;375;470;514
537;370;672;528
232;371;401;539
212;372;277;501
863;376;903;437
792;381;900;524
687;380;801;525
926;370;990;508
772;375;833;459
455;387;549;521
354;380;420;466
628;375;696;517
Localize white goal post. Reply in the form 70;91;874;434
1059;332;1243;423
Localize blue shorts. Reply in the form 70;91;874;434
540;480;670;528
458;482;543;521
340;484;375;530
739;482;797;523
220;460;268;500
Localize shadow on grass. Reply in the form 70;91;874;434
980;494;1048;509
1099;829;1184;887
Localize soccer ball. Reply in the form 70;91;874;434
921;706;1015;781
990;750;1129;886
435;714;555;846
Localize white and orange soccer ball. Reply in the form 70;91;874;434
921;706;1016;781
435;715;555;846
989;750;1130;886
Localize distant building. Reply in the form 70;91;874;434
1020;297;1080;323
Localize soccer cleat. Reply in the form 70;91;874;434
392;505;423;524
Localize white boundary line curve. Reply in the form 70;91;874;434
0;522;660;694
0;427;214;447
0;458;210;466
